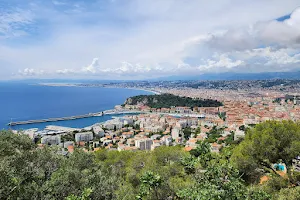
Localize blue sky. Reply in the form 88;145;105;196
0;0;300;80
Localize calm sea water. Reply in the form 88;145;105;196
0;83;151;130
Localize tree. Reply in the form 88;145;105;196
177;161;271;200
0;131;39;199
231;120;300;183
135;124;140;130
177;162;246;200
66;188;93;200
152;146;188;167
137;171;162;200
194;127;201;138
218;112;226;121
180;155;198;174
183;128;192;140
276;186;300;200
125;93;223;108
190;141;212;167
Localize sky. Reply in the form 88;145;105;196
0;0;300;80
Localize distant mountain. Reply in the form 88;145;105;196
3;71;300;84
149;71;300;81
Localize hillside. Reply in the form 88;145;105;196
124;93;222;108
1;120;300;199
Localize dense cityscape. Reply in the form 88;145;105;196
22;80;300;156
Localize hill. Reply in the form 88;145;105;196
124;93;222;108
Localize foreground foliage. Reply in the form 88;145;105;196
231;120;300;184
1;120;300;199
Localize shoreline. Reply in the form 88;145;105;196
38;83;161;95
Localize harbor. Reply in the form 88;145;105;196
7;109;205;127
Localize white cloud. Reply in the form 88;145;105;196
18;68;44;76
257;8;300;48
56;68;75;74
206;7;300;51
81;58;99;74
199;54;244;70
1;1;300;79
245;47;300;66
0;8;34;38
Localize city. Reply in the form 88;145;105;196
17;80;300;158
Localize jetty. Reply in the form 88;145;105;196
7;110;144;126
8;113;97;126
7;109;204;127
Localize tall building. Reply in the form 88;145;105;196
92;126;105;137
41;135;61;145
135;138;153;150
171;127;183;139
75;132;94;142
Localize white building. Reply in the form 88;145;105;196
161;135;172;146
41;135;61;145
234;130;245;141
145;125;164;133
75;132;94;142
93;126;105;137
102;118;124;130
135;139;153;150
124;118;134;126
171;127;183;139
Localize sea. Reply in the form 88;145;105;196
0;82;152;130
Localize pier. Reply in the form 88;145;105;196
8;113;98;126
7;109;204;126
7;110;143;126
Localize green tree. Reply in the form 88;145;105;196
180;155;198;174
190;141;212;167
137;171;162;200
177;162;246;200
0;131;38;199
231;121;300;183
275;186;300;200
183;128;192;140
66;188;93;200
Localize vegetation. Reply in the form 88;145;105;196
231;120;300;184
125;93;222;108
204;126;224;143
183;127;192;140
1;120;300;199
218;111;227;121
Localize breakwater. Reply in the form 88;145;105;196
7;110;143;126
8;113;99;126
7;110;204;126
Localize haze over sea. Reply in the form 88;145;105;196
0;83;151;130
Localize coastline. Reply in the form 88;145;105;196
39;83;161;95
102;86;161;95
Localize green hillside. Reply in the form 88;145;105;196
125;93;223;108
